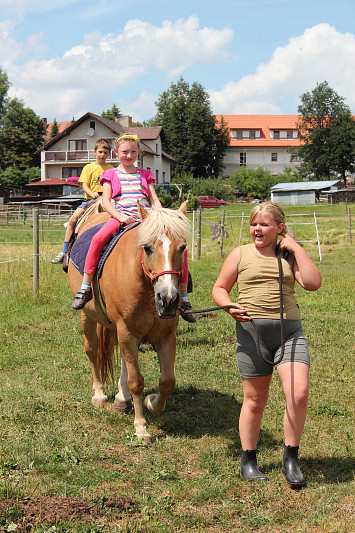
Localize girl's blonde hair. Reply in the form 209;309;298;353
249;201;288;233
115;134;140;148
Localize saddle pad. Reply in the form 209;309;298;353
70;221;140;277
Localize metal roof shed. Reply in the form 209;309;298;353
270;180;342;205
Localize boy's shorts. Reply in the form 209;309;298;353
78;199;91;210
236;319;310;378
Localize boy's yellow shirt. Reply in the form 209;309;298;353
79;162;113;198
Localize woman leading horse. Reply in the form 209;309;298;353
68;201;190;442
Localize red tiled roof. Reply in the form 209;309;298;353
216;115;302;147
125;126;162;140
45;121;72;137
29;178;80;187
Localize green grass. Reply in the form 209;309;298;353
0;203;354;532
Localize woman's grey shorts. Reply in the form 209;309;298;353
236;319;310;378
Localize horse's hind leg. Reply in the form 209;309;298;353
81;312;108;408
114;357;133;413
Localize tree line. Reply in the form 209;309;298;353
0;65;354;195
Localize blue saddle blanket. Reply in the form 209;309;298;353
70;221;140;278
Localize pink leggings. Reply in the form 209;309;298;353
84;217;189;283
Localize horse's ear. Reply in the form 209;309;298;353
179;200;188;214
137;200;149;220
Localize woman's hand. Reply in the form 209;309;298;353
227;303;251;322
278;232;300;254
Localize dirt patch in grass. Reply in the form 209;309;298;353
0;495;135;531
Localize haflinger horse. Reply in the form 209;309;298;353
68;201;190;442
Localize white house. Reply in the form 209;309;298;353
36;113;176;185
216;115;302;177
270;180;343;205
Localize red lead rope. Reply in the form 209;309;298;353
141;247;182;285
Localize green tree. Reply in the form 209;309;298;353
152;78;230;179
50;118;59;138
0;166;40;188
228;168;279;199
0;67;45;174
297;81;355;183
0;97;45;170
101;104;121;121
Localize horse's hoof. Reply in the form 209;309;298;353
91;395;108;409
144;394;165;413
114;399;133;414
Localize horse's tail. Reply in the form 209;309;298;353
97;325;118;384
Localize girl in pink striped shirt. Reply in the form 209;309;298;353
71;134;195;322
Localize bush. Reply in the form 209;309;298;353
172;172;232;201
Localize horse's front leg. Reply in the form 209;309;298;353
144;331;176;414
117;325;149;441
81;312;108;408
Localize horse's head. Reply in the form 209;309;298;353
138;201;190;319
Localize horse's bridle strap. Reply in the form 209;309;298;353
141;248;182;285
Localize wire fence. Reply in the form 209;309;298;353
0;205;353;296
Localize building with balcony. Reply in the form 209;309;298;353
36;113;176;186
216;115;302;177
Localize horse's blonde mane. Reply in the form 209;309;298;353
137;208;191;245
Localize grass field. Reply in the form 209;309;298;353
0;203;354;532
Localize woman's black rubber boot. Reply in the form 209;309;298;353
240;449;268;481
282;445;305;488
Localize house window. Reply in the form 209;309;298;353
249;131;255;139
273;131;280;139
156;143;159;154
155;169;159;183
290;153;298;162
69;140;87;151
62;167;83;179
162;171;166;183
287;130;293;139
231;130;242;139
89;121;96;130
240;153;246;166
271;153;278;162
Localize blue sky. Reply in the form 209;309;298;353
1;0;354;122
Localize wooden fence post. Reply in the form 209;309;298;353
349;208;352;245
32;208;39;297
219;210;225;257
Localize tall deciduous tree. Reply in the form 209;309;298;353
0;67;45;172
297;81;355;183
152;78;230;179
0;97;45;170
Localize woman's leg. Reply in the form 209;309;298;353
277;362;309;446
239;374;272;450
277;362;309;487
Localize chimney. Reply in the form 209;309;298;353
115;115;132;127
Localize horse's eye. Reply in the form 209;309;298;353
144;245;153;256
178;243;187;254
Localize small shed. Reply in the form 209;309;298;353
270;180;342;205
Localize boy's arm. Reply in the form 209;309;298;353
82;182;99;199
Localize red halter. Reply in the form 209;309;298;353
141;247;182;285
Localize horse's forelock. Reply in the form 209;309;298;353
137;208;190;245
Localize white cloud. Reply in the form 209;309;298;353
5;16;233;119
209;23;355;114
